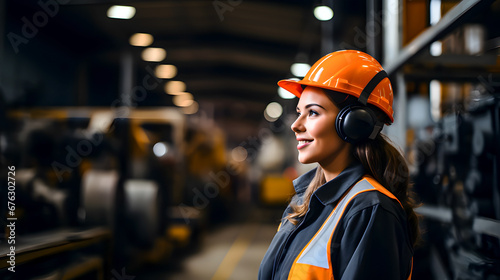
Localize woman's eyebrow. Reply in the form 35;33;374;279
305;103;326;110
296;103;326;111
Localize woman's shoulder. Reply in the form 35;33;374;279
342;189;406;223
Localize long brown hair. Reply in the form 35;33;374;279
286;92;420;246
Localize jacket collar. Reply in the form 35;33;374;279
292;167;317;195
292;161;366;206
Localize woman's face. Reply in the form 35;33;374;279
291;86;351;168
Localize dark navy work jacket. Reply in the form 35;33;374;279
258;162;413;280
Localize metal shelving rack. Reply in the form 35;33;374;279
383;0;496;75
377;0;500;279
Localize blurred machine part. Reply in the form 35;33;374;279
81;169;120;228
0;107;213;275
259;175;294;205
124;179;160;248
413;91;500;279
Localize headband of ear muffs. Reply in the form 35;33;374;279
335;71;388;143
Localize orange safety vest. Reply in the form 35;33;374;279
287;176;412;280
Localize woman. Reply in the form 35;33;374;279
258;50;419;280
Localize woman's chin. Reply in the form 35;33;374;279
298;155;315;165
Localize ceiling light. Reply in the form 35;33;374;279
142;48;166;62
129;33;153;47
107;5;136;20
290;63;311;77
155;64;177;79
173;92;193;107
165;81;186;95
314;6;334;21
153;142;168;157
278;87;296;99
182;101;199;115
264;102;283;122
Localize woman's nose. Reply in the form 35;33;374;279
291;117;304;133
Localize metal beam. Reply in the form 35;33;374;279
383;0;495;75
415;205;453;223
366;0;382;60
417;205;500;238
0;0;4;86
382;0;400;66
404;70;500;82
321;0;334;55
473;216;500;239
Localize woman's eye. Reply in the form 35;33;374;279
308;110;318;116
296;111;301;117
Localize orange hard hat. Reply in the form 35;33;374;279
278;50;394;123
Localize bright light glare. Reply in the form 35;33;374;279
278;87;296;99
153;142;167;157
430;0;441;25
165;81;186;95
291;63;311;77
408;96;431;128
232;146;248;162
129;33;153;47
314;6;334;21
142;48;166;62
430;80;442;122
173;92;194;107
264;102;283;122
107;5;136;19
155;64;177;79
430;41;442;56
464;25;484;55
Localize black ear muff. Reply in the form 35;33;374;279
335;105;378;143
334;70;388;143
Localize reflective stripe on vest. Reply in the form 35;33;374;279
287;176;411;280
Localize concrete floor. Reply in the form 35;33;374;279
126;204;434;280
135;207;282;280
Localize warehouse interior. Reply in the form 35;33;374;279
1;0;500;279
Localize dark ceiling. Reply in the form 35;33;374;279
6;0;500;145
3;0;366;142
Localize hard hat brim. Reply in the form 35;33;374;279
277;79;314;98
278;79;355;100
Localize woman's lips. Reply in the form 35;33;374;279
297;140;313;150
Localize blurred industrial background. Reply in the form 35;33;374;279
1;0;500;279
